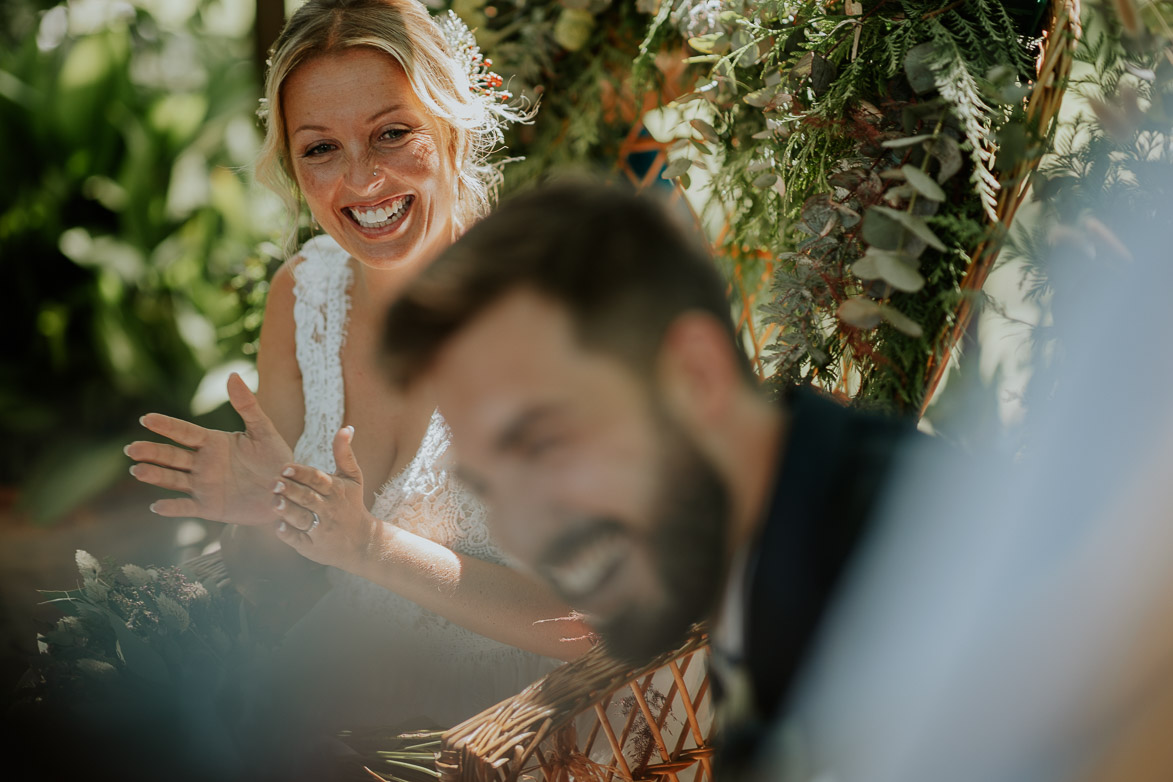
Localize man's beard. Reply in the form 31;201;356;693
596;424;730;666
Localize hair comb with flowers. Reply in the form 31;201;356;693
434;10;512;103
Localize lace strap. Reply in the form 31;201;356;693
291;235;353;473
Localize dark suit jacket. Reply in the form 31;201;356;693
719;387;917;767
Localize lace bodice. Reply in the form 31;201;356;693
289;234;500;563
277;234;552;730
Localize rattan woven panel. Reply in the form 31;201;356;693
439;629;714;782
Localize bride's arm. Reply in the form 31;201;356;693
273;426;593;661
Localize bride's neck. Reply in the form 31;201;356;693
353;262;419;311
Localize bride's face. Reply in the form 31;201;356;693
283;47;457;269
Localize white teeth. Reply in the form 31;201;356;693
548;534;625;600
350;198;408;228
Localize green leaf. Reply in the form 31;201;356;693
901;165;946;202
753;173;778;189
904;42;939;95
688;33;727;55
878;305;924;337
854;248;926;292
881;134;935;148
838;297;883;329
870;206;947;252
689;118;720;144
927;135;963;183
662;157;692;180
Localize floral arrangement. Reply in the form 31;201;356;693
659;0;1057;412
13;550;272;778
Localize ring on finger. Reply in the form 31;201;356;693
308;511;320;533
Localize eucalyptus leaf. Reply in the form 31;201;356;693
901;165;946;201
861;207;902;249
753;173;778;189
927;135;963;183
878;305;924;337
851;254;881;279
881;134;935;149
870;206;947;251
904;42;939;95
690;118;720;144
661;157;692;180
838;297;883;329
870;248;926;292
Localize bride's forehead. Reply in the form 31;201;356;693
283;49;429;118
287;47;412;91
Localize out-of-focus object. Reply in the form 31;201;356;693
438;628;714;782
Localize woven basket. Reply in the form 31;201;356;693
918;0;1082;412
438;628;714;782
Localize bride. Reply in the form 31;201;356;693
124;0;589;732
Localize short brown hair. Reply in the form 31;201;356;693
382;179;748;386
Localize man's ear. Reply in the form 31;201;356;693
656;312;743;427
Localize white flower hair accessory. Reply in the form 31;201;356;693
433;10;512;104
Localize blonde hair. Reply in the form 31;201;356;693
255;0;520;251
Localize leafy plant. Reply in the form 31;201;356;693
659;0;1051;412
0;0;284;519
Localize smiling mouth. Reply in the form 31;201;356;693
345;195;413;231
542;526;629;606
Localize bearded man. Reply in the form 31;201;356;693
380;179;917;765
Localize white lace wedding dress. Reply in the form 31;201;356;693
266;234;558;731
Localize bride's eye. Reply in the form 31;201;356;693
303;142;336;158
380;127;411;143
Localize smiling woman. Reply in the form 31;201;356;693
282;48;457;274
123;0;588;742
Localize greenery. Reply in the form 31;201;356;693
658;0;1051;412
12;550;268;778
0;0;283;520
442;0;685;189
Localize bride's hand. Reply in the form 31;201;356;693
272;425;380;569
125;372;293;525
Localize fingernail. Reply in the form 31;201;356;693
128;466;138;478
277;521;286;533
345;425;354;435
149;502;158;514
282;467;295;477
138;415;146;425
275;497;285;510
122;445;132;457
273;481;284;494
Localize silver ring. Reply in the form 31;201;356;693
308;512;320;533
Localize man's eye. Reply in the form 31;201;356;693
524;436;563;459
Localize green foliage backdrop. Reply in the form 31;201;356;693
0;1;283;520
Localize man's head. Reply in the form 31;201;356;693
383;180;759;662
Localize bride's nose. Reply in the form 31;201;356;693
344;150;384;192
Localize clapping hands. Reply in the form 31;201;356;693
125;373;293;526
271;425;381;570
